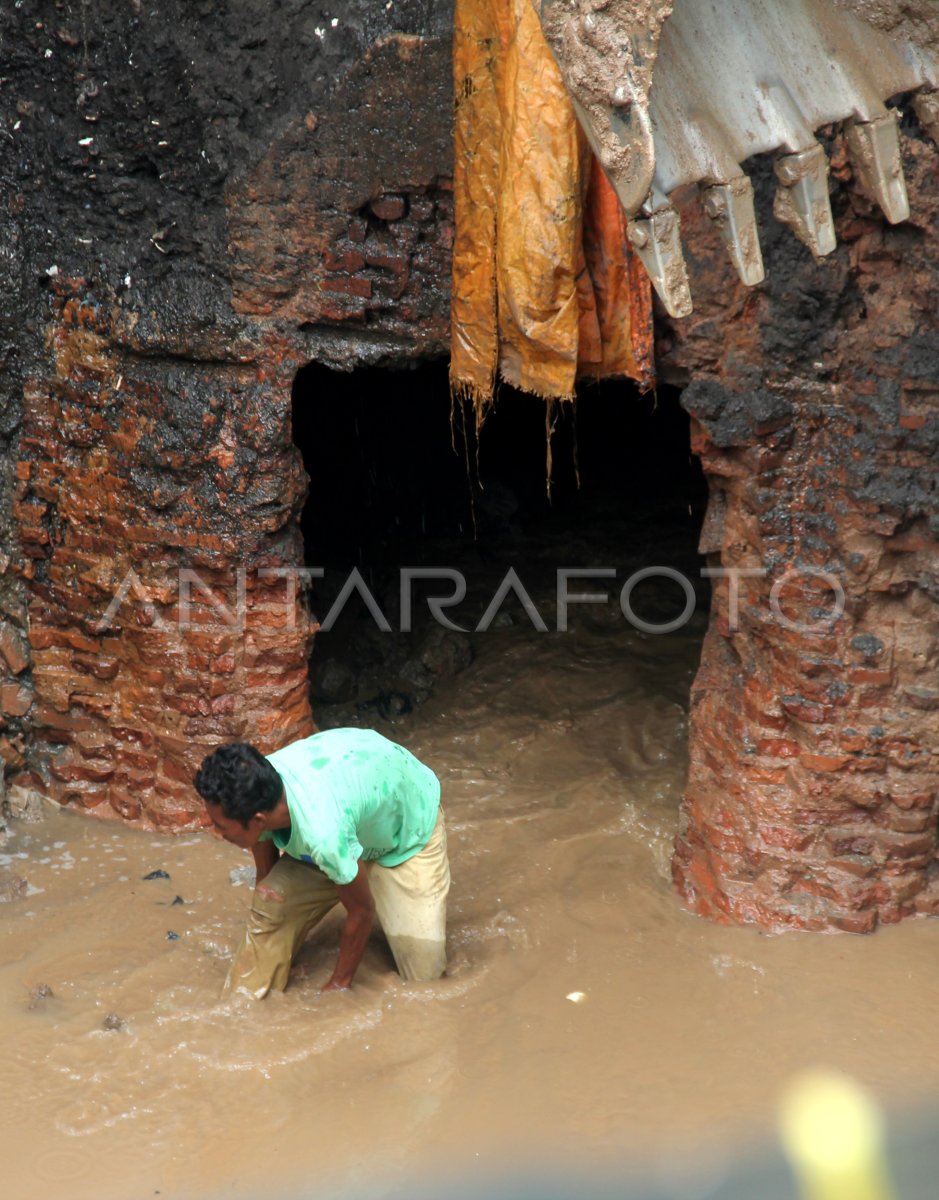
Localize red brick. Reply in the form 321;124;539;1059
70;693;114;717
755;738;800;758
874;830;936;861
369;194;406;221
71;651;120;680
759;825;814;851
33;703;93;733
800;752;852;773
18;523;48;547
890;790;934;810
826;856;876;879
364;249;407;273
320;276;372;298
323;248;366;272
1;684;34;718
109;790;142;821
848;667;894;686
0;624;30;674
832;910;878;934
0;736;26;767
885;808;933;834
50;756;115;784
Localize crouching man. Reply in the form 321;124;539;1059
194;727;449;998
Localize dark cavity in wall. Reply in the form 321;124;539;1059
290;361;709;724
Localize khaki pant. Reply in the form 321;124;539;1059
223;810;450;999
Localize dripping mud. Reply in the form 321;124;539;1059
4;525;939;1200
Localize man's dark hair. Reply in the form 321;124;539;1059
194;743;282;825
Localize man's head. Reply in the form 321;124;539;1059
194;743;283;848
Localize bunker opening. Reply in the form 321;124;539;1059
290;359;709;729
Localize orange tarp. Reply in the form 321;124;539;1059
450;0;654;414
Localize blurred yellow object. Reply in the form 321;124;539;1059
778;1070;898;1200
450;0;654;416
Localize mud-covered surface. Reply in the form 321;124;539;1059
0;0;450;284
0;0;455;486
538;0;672;213
5;587;939;1200
836;0;939;45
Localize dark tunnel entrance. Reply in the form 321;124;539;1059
290;361;709;729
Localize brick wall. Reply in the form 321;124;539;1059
10;282;316;827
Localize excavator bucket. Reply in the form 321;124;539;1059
536;0;939;317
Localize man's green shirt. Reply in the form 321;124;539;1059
261;728;440;885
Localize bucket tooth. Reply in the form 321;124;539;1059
845;112;909;224
626;204;693;318
912;89;939;146
701;176;765;287
773;143;837;259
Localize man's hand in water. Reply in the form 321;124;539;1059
322;862;375;991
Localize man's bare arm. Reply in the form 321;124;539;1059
323;861;375;991
252;838;280;884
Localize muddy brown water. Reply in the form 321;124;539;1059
4;598;939;1200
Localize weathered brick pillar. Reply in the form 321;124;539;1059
0;440;30;775
668;131;939;931
15;282;315;828
0;0;454;825
672;377;938;931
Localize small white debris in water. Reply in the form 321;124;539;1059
45;264;59;276
330;17;338;25
78;136;94;146
229;865;256;887
13;120;21;130
123;274;131;287
44;48;53;58
314;26;324;37
566;991;587;1004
